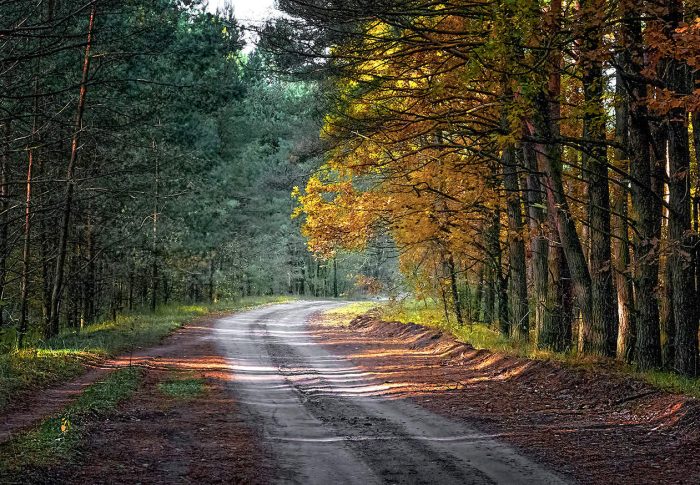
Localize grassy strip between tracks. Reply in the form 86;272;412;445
0;366;142;477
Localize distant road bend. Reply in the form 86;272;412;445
215;301;567;484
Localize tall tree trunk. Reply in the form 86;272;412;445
523;137;555;348
664;0;698;376
209;258;216;303
332;257;338;298
580;0;616;356
612;61;635;361
18;143;35;346
473;260;484;322
82;214;95;326
447;254;464;325
481;212;500;324
0;121;9;328
623;7;662;369
503;143;529;339
48;4;96;337
692;110;700;300
534;89;594;353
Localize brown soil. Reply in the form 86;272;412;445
7;319;272;484
0;322;209;444
312;313;700;485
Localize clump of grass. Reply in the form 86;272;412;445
0;296;294;413
158;376;206;399
0;367;142;476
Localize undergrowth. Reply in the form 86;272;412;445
0;296;292;412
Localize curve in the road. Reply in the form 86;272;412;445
215;300;568;485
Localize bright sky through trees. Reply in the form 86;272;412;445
207;0;277;21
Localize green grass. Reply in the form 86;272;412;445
0;296;293;412
381;299;517;352
0;367;142;475
639;369;700;397
319;301;379;327
358;298;700;399
158;376;206;399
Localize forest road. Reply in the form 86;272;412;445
214;300;567;485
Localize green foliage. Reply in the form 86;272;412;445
0;367;142;475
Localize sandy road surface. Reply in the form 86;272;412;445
215;300;567;485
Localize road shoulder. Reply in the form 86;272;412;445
310;311;700;484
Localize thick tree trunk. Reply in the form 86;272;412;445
664;0;698;376
580;0;616;356
623;9;662;369
534;90;594;353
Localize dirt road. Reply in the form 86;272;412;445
215;300;566;484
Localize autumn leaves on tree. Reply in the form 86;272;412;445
282;0;700;376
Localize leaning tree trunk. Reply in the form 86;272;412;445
523;137;555;348
533;88;594;352
48;4;96;337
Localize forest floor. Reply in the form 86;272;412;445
311;311;700;484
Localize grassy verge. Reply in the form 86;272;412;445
0;367;142;477
353;298;700;399
318;301;379;327
0;296;293;412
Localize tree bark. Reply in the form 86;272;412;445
503;143;529;339
447;254;464;325
664;0;698;376
622;7;662;369
580;0;616;356
0;121;9;328
612;61;635;362
533;90;594;353
523;137;555;348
